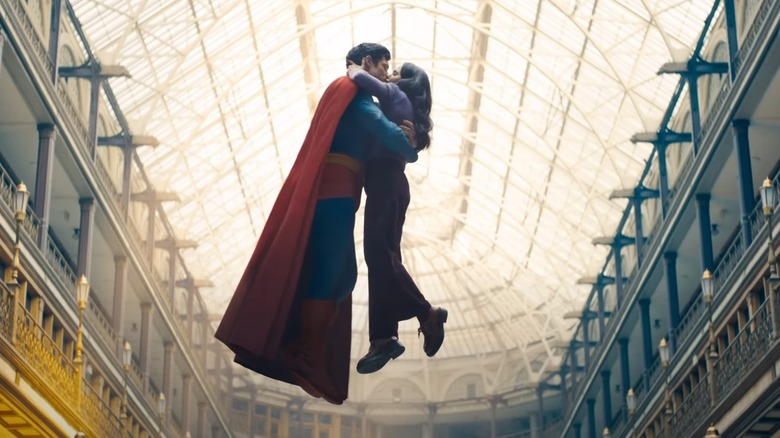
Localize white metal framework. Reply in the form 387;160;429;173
70;0;713;396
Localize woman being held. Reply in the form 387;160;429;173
347;59;449;374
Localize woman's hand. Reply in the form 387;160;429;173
347;60;361;76
400;120;417;149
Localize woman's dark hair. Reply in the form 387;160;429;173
397;62;433;151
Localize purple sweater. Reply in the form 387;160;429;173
348;69;414;163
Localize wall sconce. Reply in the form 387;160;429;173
626;388;636;415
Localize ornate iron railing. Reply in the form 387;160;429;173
45;237;77;290
0;283;12;340
711;232;746;292
80;379;122;438
673;294;705;350
12;298;79;404
86;296;119;351
714;302;773;396
669;377;711;438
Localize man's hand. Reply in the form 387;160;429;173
400;120;417;149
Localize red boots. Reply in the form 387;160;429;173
283;300;344;404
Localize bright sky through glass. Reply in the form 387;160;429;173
72;0;712;387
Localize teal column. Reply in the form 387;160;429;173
34;124;56;251
48;0;63;83
732;120;754;247
77;198;95;278
586;399;596;438
663;252;680;352
724;0;739;80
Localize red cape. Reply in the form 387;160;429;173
215;77;358;399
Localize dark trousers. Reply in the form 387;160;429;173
364;159;431;341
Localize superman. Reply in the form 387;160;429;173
215;43;417;405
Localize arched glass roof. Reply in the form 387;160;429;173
71;0;712;391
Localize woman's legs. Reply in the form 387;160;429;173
365;174;430;342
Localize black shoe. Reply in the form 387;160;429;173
418;307;448;357
356;337;405;374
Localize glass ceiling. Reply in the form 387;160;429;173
71;0;712;387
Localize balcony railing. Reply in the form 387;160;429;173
80;379;122;437
667;299;775;436
563;0;780;426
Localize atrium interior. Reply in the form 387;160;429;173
0;0;778;437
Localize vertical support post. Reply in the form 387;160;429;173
560;367;569;413
187;287;195;342
48;0;63;83
197;401;207;438
201;313;209;363
618;338;631;414
427;404;436;438
765;278;779;340
167;248;176;306
77;198;95;278
34;124;56;251
582;318;591;372
600;370;612;429
696;194;715;272
359;405;367;438
163;342;175;421
112;255;128;356
181;374;192;434
657;142;670;218
733;120;754;247
122;146;133;219
139;303;153;391
146;202;156;261
724;0;740;81
0;31;5;77
489;397;497;438
639;299;653;370
88;76;102;156
633;197;645;267
687;75;702;153
586;399;596;438
663;252;680;353
706;340;718;404
613;247;624;308
536;386;545;430
529;412;539;438
596;284;606;337
569;347;578;398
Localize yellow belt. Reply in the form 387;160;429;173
325;153;362;174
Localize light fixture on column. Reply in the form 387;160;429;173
626;388;636;415
705;424;720;437
602;428;611;437
10;182;29;283
761;177;777;215
74;275;90;366
659;337;673;426
701;270;714;304
13;182;29;224
701;270;718;360
659;338;670;368
761;177;778;281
